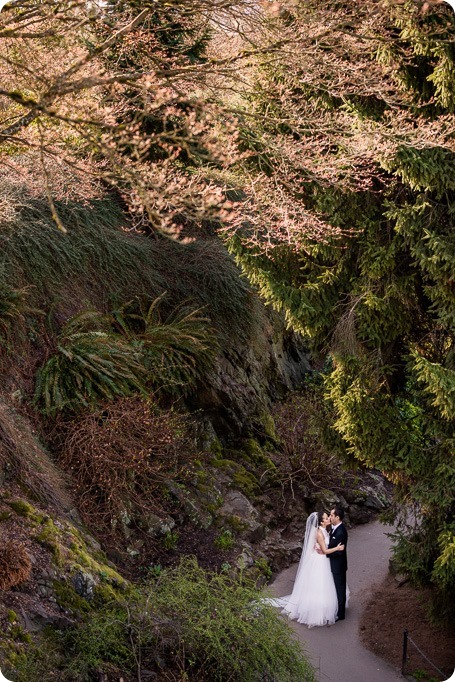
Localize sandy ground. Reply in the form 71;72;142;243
268;520;404;682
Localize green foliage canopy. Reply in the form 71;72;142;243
225;0;455;618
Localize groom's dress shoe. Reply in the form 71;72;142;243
335;616;345;622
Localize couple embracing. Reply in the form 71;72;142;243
279;506;349;628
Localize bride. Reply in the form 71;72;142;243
274;511;345;627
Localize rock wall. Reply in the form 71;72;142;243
189;308;311;440
165;455;394;578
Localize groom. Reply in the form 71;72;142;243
328;505;348;621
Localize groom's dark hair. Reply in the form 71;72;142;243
333;505;345;521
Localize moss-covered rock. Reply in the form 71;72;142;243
232;466;261;499
53;579;92;614
7;499;33;517
257;410;278;441
35;519;67;566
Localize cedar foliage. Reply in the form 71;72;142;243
226;0;455;619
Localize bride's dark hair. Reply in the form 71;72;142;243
317;510;326;526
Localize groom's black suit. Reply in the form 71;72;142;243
328;523;348;619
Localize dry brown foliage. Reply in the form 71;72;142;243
271;389;354;492
219;0;455;251
0;539;32;590
1;1;454;246
0;0;262;237
50;397;197;537
330;295;366;358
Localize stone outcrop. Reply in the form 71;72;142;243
0;278;394;653
189;310;311;439
163;452;394;577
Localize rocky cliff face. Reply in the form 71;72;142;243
189;309;311;440
158;445;393;579
174;311;393;579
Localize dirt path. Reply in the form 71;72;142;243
268;520;404;682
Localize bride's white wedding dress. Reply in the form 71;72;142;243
277;526;338;627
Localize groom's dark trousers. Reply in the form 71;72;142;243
328;524;348;619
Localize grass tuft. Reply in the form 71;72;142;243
0;192;256;346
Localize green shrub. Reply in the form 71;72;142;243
9;558;315;682
214;528;235;550
144;563;162;579
254;557;273;581
162;530;179;550
147;556;315;681
62;607;135;680
9;606;135;682
412;670;439;682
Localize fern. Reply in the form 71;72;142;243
0;195;255;347
35;296;218;414
34;313;147;415
0;283;38;348
113;294;218;395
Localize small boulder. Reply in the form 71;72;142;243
72;570;96;601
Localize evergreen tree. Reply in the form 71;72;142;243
227;0;455;619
